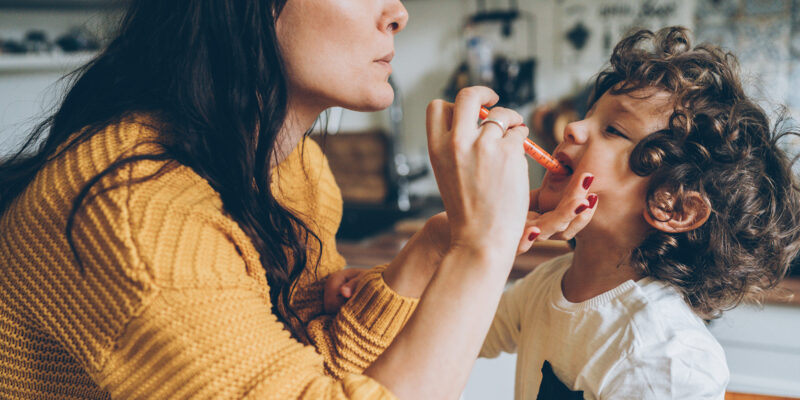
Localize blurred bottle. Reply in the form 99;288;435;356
466;36;494;86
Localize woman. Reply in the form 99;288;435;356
0;0;594;398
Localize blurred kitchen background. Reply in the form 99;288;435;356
1;0;799;398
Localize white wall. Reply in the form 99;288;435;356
0;8;115;155
339;0;697;194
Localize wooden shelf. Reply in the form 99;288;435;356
0;52;95;73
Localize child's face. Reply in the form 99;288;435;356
538;88;673;240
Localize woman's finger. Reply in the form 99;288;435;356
514;211;542;255
498;123;528;151
550;194;598;240
324;281;346;314
340;270;363;298
533;194;592;241
526;171;595;241
451;86;499;141
516;226;542;255
426;99;454;149
323;269;363;313
545;172;593;219
529;188;541;212
479;107;525;141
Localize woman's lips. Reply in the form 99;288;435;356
376;51;395;63
375;51;394;72
375;60;392;72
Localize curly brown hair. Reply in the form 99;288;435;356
589;27;800;319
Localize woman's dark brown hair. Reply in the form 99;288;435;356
590;27;800;318
0;0;320;341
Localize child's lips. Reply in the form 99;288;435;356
546;170;571;185
548;151;573;184
544;168;572;187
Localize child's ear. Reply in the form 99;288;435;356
643;191;711;233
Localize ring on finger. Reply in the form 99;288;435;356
480;118;508;135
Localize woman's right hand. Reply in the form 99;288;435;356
366;88;585;400
426;87;530;262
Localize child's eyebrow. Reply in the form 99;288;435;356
613;99;654;137
616;100;640;119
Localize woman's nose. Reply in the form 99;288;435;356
563;121;588;144
381;0;409;34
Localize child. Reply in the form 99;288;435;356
325;26;800;399
479;27;800;399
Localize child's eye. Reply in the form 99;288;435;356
604;126;630;140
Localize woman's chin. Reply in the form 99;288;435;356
359;87;395;111
344;98;394;112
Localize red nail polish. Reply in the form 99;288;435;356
582;176;594;190
588;194;598;208
575;204;588;214
528;232;539;241
521;123;527;127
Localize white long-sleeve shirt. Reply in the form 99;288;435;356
481;253;729;399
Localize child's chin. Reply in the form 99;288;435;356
537;191;561;213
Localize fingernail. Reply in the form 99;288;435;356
588;194;598;208
528;232;539;241
575;204;588;214
521;123;527;127
582;176;594;190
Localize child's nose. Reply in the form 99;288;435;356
563;121;589;144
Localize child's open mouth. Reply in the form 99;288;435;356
554;152;574;176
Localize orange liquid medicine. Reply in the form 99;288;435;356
479;107;570;175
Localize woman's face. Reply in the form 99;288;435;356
538;88;673;239
276;0;408;113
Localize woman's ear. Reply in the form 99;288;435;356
643;191;711;233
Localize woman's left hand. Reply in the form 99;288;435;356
425;172;598;259
323;268;364;314
516;171;598;254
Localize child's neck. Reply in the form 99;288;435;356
562;235;644;303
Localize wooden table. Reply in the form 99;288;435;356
337;219;800;306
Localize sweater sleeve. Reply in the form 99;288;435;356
271;135;419;379
479;273;530;358
66;164;403;399
285;243;418;380
303;266;419;379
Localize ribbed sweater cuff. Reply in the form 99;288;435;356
341;374;397;399
339;265;418;341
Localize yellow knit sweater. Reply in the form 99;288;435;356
0;116;418;399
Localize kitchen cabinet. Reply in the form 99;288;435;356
709;304;800;397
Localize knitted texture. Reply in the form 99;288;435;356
0;116;418;399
